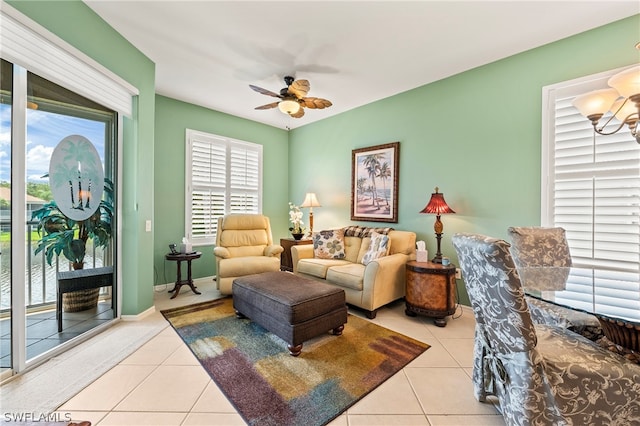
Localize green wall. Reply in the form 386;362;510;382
288;14;640;305
8;0;157;315
9;0;639;310
153;96;289;285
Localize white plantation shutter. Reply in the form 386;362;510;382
542;67;640;318
186;130;262;245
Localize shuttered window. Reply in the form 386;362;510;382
541;67;640;319
185;129;262;245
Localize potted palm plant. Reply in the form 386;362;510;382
31;178;114;311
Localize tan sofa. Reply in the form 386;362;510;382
213;214;283;294
291;229;416;318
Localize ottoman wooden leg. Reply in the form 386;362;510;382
288;343;303;357
332;325;345;336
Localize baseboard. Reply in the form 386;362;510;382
121;305;156;321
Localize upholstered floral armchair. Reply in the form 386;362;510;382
213;214;283;294
452;233;640;426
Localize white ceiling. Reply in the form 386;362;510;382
84;1;639;130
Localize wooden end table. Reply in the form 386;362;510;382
405;260;457;327
165;251;202;299
280;238;313;272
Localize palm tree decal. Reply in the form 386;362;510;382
48;135;104;222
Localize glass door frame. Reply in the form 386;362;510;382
5;63;123;376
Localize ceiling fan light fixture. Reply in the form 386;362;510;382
278;99;300;115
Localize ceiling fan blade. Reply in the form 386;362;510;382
288;79;310;98
249;85;282;98
300;97;332;109
254;102;279;110
290;107;305;118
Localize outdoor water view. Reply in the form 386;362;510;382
0;102;107;310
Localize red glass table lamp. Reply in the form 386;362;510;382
420;187;455;264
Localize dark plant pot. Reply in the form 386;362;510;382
291;233;304;240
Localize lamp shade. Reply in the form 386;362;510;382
278;99;300;115
420;188;455;215
608;65;640;99
301;192;321;208
572;88;619;118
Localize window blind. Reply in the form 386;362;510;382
542;69;640;318
552;95;640;272
185;130;262;245
1;4;137;116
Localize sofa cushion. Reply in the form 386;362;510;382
298;258;351;279
326;263;365;291
361;231;390;265
344;236;363;263
313;229;346;259
344;226;393;238
389;230;416;256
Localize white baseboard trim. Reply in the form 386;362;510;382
121;305;156;321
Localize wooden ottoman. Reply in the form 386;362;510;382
232;271;347;356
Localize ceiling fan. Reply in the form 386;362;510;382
249;76;332;118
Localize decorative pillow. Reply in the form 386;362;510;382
361;231;390;265
313;229;346;259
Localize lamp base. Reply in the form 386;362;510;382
431;255;443;264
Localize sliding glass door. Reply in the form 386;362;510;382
0;59;118;373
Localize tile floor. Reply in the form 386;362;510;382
1;301;115;367
55;278;506;426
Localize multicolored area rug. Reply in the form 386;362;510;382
161;297;429;426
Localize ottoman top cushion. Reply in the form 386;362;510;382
233;271;346;324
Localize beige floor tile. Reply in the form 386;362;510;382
373;316;435;342
406;341;460;368
349;371;423;415
427;414;506;425
347;414;430;425
162;343;200;365
440;338;475;368
96;411;186;425
181;413;247;425
114;365;209;412
407;367;498;415
326;414;348;426
120;331;184;365
190;380;237;413
59;365;156;411
463;367;474;379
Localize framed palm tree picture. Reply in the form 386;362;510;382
351;142;399;223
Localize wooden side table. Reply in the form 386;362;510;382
280;238;313;272
405;260;457;327
165;251;202;299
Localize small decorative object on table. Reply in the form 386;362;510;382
288;202;306;239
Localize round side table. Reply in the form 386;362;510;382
165;251;202;299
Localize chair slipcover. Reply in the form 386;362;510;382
507;226;602;340
213;214;283;294
452;233;640;426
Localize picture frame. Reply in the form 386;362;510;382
351;142;399;223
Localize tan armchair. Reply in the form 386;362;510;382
213;214;284;294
